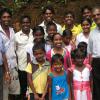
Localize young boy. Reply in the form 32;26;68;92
25;43;50;100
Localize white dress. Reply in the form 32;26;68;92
69;65;92;100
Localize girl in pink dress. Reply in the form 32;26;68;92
68;49;92;100
46;33;71;71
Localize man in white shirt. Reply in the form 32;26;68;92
39;5;62;37
0;8;20;100
87;6;100;100
15;15;33;100
0;34;10;100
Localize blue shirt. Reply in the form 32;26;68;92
0;35;5;65
49;71;69;100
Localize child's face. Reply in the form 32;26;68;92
75;57;85;67
33;49;45;62
81;20;91;33
33;31;44;43
52;61;63;72
63;35;71;45
53;34;63;48
47;25;57;37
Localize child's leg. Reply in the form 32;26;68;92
30;93;34;100
45;93;49;100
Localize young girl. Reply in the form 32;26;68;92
25;44;50;100
76;18;92;46
48;54;69;100
46;33;71;71
46;22;57;50
68;49;92;100
62;29;75;53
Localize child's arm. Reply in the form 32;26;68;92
27;73;40;100
48;75;52;100
27;52;31;64
88;54;93;65
68;71;74;100
67;55;72;68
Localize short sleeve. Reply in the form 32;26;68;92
25;63;32;74
87;34;93;55
0;35;5;53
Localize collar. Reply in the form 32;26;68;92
32;58;50;67
19;29;33;36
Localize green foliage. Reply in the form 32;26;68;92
0;0;30;13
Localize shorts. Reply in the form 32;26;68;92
3;67;20;100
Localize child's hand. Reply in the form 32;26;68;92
34;93;40;100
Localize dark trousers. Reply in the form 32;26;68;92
0;66;3;100
9;94;20;100
30;93;49;100
18;70;27;100
92;58;100;100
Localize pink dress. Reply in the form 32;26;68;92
46;48;71;71
68;64;92;100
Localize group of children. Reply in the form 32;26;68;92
25;20;92;100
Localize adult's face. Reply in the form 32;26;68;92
0;12;11;26
92;8;100;27
83;9;92;19
43;9;53;22
21;18;31;33
64;14;74;25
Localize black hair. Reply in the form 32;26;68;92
32;26;45;36
46;22;57;31
0;8;12;18
81;5;92;14
52;33;62;41
81;18;92;25
78;42;87;50
62;29;72;37
32;43;45;53
92;6;100;13
42;5;55;14
20;15;31;23
64;11;75;19
71;49;87;59
51;54;64;66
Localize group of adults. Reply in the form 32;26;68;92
0;4;100;100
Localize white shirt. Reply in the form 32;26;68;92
76;32;89;46
0;25;17;69
87;27;100;58
39;21;62;37
15;29;33;71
